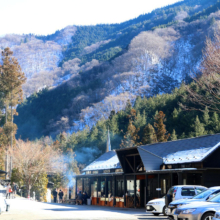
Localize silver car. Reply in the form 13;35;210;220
167;187;220;216
213;209;220;220
173;193;220;220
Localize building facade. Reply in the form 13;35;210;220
75;134;220;208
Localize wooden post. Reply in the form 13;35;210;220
89;178;91;197
97;178;99;205
134;175;136;208
114;176;116;206
123;175;126;207
75;178;77;199
105;177;108;205
145;174;148;205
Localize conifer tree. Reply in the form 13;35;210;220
134;111;142;128
90;126;99;141
179;132;186;139
203;106;210;125
120;120;140;148
154;111;170;142
134;96;142;110
172;108;178;120
125;99;132;114
211;112;220;132
142;124;157;144
171;129;177;141
0;47;26;146
193;115;206;137
142;110;147;126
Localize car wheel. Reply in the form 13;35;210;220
153;213;160;216
202;212;214;220
163;206;168;216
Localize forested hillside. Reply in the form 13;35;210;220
0;0;218;142
52;83;220;165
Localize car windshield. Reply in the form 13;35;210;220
209;193;220;203
193;189;216;199
167;186;176;195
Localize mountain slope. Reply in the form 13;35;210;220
9;0;220;139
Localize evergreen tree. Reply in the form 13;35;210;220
211;112;220;132
154;111;170;142
172;108;178;120
142;124;157;145
108;115;119;136
203;106;210;125
0;47;26;147
142;110;147;126
134;96;142;110
90;126;99;141
179;132;186;139
193;115;206;137
171;129;177;141
134;111;142;128
125;99;132;114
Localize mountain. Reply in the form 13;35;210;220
1;0;219;140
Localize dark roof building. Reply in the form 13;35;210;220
75;133;220;208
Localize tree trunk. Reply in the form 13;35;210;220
11;105;13;149
27;184;31;199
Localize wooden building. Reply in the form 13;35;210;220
75;133;220;208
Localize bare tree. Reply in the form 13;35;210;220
181;33;220;113
9;140;64;198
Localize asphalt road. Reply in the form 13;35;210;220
1;198;168;220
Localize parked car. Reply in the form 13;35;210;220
146;196;167;216
0;196;9;214
173;192;220;220
213;209;220;220
146;185;207;216
167;187;220;217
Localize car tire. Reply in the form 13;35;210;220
201;212;214;220
163;206;168;216
153;213;160;216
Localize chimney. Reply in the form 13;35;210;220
106;129;111;152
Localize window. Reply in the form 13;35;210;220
210;190;220;198
103;170;111;173
181;188;195;196
115;169;123;173
196;187;206;194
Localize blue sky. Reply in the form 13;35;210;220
0;0;181;36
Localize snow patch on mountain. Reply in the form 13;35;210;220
69;33;201;132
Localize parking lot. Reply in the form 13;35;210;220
2;198;168;220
